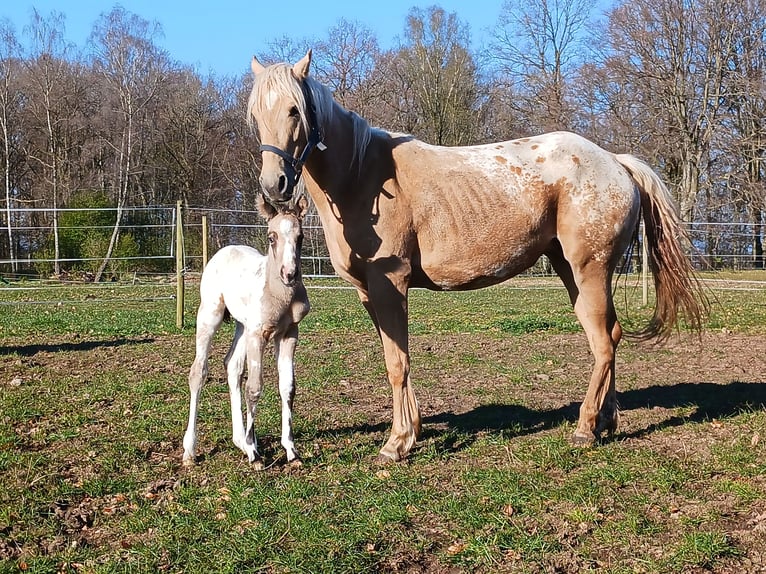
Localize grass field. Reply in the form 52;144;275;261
1;275;765;573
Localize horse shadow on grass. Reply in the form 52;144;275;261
318;380;766;456
0;337;155;357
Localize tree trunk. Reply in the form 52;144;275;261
2;116;15;272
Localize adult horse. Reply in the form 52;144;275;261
247;50;707;463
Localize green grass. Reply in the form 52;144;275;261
1;275;765;572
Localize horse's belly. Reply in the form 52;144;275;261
413;240;546;290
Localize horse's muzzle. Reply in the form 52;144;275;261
259;172;294;204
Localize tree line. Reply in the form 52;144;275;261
1;0;764;278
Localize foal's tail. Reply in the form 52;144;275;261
615;154;709;341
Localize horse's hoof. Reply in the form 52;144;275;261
571;431;596;447
182;456;196;467
596;411;620;438
374;452;397;465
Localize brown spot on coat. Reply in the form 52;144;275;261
536;156;546;163
572;155;581;166
531;144;539;150
495;156;507;164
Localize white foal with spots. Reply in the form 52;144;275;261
182;194;310;468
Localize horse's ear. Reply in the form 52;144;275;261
256;192;278;220
251;55;266;76
296;194;309;220
293;49;312;79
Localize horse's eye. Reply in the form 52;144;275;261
288;106;299;117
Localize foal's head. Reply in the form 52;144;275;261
257;193;309;287
248;50;327;205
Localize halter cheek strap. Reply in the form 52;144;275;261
259;82;326;186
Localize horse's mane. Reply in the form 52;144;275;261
248;63;377;171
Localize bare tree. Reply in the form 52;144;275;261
89;6;167;281
391;6;481;146
312;19;380;115
604;0;739;222
22;9;75;276
488;0;597;133
722;0;766;267
0;21;21;271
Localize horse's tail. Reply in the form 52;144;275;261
615;154;709;341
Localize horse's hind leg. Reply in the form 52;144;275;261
274;325;301;465
547;243;621;444
183;300;225;465
243;330;266;469
225;322;258;462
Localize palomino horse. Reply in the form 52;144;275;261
247;51;707;463
182;194;310;468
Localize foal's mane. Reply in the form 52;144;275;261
248;62;378;170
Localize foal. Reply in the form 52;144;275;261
182;194;310;468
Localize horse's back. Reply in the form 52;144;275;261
200;245;267;323
387;131;641;289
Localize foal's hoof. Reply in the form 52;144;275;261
571;431;596;447
181;455;196;467
286;458;303;469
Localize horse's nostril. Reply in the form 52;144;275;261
278;175;287;193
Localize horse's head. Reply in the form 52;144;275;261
257;193;309;287
249;50;325;205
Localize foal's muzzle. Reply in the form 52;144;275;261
280;265;299;286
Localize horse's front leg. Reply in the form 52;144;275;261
274;325;301;465
364;262;421;463
244;329;266;469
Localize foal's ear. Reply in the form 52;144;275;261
293;49;312;80
296;194;309;220
256;193;278;220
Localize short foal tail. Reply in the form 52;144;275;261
615;154;709;341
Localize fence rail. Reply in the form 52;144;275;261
2;205;765;276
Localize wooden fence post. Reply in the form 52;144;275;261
176;200;185;329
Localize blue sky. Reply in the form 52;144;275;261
2;1;504;77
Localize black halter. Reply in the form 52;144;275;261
259;80;326;187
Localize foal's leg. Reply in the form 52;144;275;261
274;324;301;464
224;322;257;462
362;263;421;463
243;329;266;469
182;300;225;465
547;243;622;444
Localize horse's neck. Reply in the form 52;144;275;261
308;106;374;192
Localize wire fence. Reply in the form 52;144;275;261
1;205;764;309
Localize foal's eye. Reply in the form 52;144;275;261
268;233;276;246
